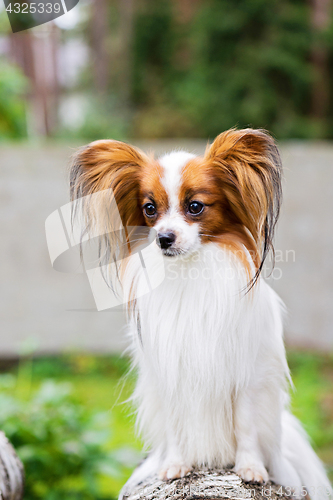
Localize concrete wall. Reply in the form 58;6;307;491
0;140;332;356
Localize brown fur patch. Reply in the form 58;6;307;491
139;161;169;225
70;139;154;265
70;139;151;228
203;128;282;285
179;156;260;275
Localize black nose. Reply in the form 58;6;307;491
157;232;176;249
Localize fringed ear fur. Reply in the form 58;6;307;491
69;139;150;269
205;128;282;286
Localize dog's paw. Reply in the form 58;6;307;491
158;463;192;481
235;465;269;484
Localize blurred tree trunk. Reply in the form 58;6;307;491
0;431;24;500
32;25;60;136
310;0;332;124
91;0;110;95
9;25;60;137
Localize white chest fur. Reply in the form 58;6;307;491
123;244;278;465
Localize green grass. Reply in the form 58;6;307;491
0;350;332;498
288;350;333;482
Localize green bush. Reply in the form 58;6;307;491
129;0;330;139
0;376;123;500
0;59;28;139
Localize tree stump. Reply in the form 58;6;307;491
120;467;293;500
0;431;24;500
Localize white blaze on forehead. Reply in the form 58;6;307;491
159;151;195;211
155;151;200;253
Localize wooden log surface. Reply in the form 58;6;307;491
121;468;293;500
0;431;24;500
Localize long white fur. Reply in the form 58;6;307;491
117;152;332;500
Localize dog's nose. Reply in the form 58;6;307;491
157;232;176;249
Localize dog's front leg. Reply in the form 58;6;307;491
158;434;192;481
234;389;269;483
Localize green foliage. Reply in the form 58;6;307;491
132;0;174;104
0;372;132;500
0;354;141;499
0;59;28;139
288;350;333;481
31;353;130;379
4;0;333;140
130;0;325;139
175;0;313;138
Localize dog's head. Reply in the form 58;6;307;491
70;128;282;286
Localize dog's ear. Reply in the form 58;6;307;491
205;128;282;283
69;140;153;274
70;139;149;229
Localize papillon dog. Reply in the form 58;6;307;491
69;128;332;500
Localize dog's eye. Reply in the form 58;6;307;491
188;201;204;215
143;203;157;217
